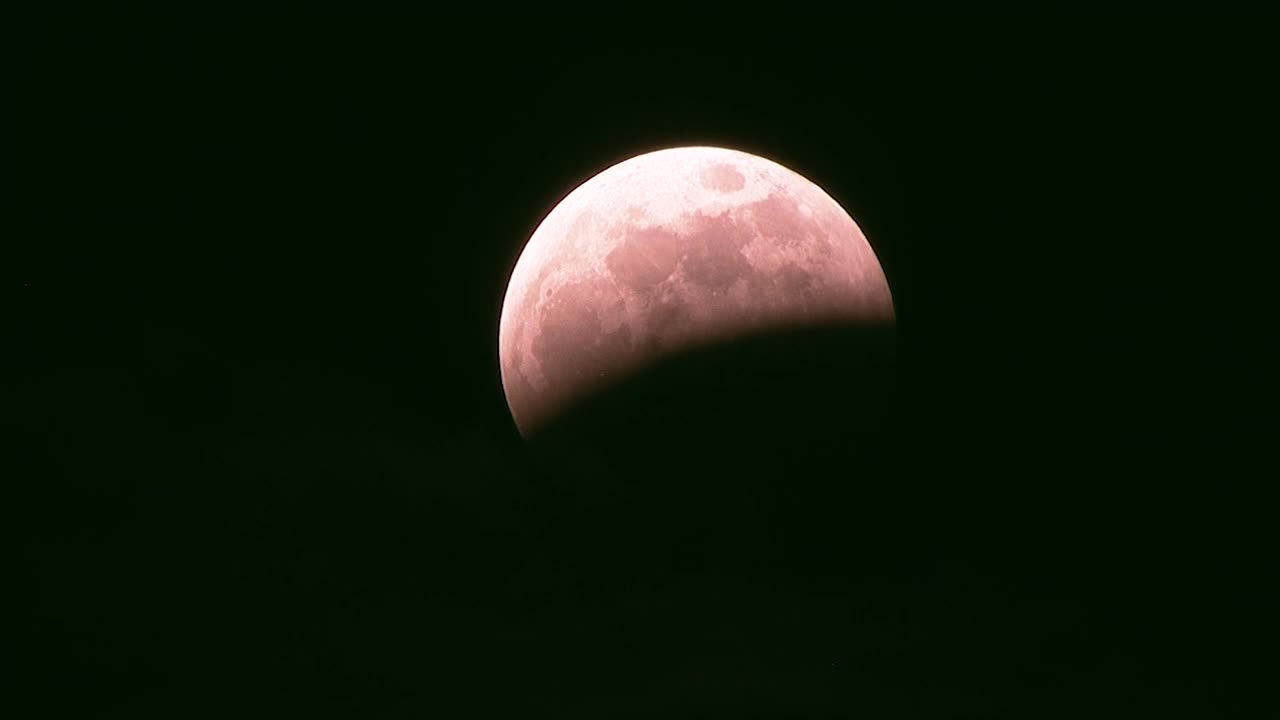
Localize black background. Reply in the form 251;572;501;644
10;13;1273;718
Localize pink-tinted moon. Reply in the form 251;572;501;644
499;146;894;437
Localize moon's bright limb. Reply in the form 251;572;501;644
499;146;894;437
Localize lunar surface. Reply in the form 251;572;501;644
499;146;894;437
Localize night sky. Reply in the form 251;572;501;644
10;13;1272;718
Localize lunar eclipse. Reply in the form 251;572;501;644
499;147;895;438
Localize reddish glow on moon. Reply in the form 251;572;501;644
499;146;894;437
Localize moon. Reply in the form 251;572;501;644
499;146;894;438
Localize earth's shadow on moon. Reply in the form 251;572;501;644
496;321;1162;715
518;320;904;583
